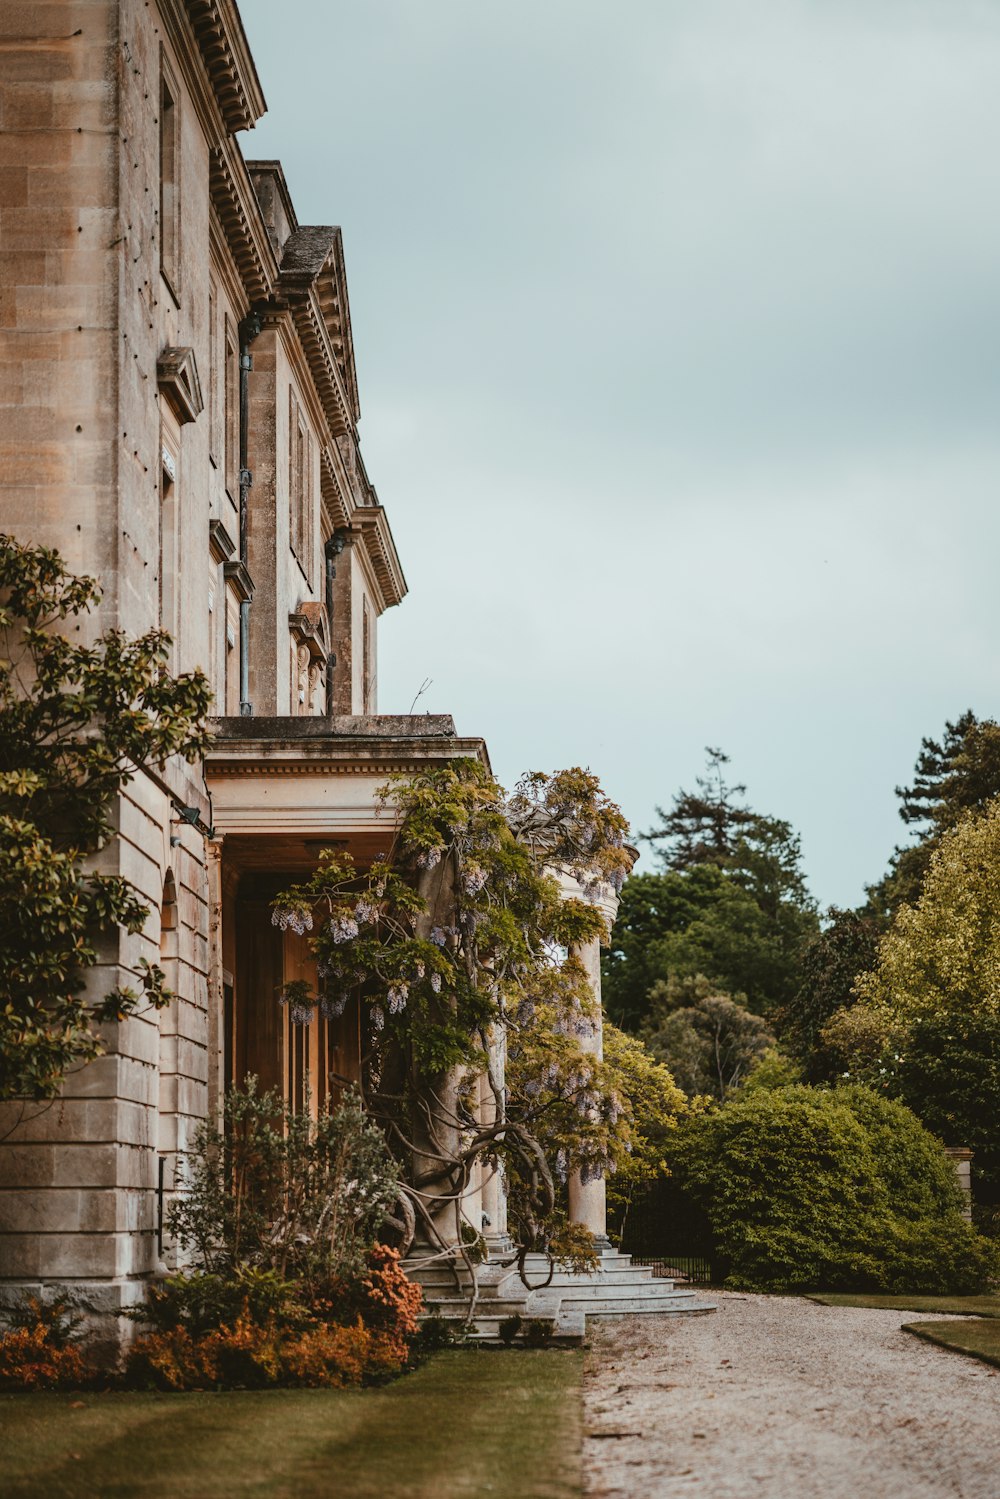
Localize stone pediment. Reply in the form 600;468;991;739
289;601;329;661
157;346;205;425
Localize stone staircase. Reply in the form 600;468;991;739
408;1245;716;1344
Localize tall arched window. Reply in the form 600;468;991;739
156;871;179;1264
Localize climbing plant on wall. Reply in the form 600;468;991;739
273;759;644;1268
0;535;212;1102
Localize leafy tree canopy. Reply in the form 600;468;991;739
641;974;775;1101
604;750;817;1029
778;906;885;1078
0;536;211;1101
855;802;1000;1201
869;712;1000;915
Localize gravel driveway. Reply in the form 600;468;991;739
583;1293;1000;1499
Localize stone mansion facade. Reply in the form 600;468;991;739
0;0;666;1346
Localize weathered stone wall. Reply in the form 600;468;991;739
0;0;213;1347
0;0;407;1351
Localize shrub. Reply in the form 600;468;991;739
673;1084;998;1293
0;1300;92;1391
126;1246;422;1391
318;1245;423;1366
130;1267;310;1338
127;1313;409;1392
167;1079;401;1296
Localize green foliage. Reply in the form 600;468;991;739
603;867;797;1026
640;974;775;1100
606;750;817;1031
672;1084;998;1293
857;803;1000;1201
0;535;211;1100
869;712;1000;915
734;1047;802;1094
129;1268;311;1338
778;907;885;1078
167;1079;401;1296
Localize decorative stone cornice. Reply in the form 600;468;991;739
289;602;329;661
277;226;360;422
157;346;204;425
349;506;407;611
287;294;352;438
209;518;236;563
223;558;254;602
209;142;278;304
320;444;351;531
184;0;267;135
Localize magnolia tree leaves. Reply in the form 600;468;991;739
0;535;212;1101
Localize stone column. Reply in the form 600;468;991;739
566;931;610;1245
480;1027;513;1258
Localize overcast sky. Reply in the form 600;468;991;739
238;0;1000;909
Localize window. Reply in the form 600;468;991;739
159;424;179;658
159;54;180;297
208;281;218;465
288;391;312;576
225;316;238;500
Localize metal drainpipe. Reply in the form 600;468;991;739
324;530;347;715
238;310;263;716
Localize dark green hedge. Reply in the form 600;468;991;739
673;1084;998;1293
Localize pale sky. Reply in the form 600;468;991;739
237;0;1000;909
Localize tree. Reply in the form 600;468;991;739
778;906;885;1078
857;801;1000;1203
643;748;757;871
640;975;775;1100
609;749;817;1030
602;866;792;1025
273;760;635;1271
0;536;211;1101
601;1022;687;1229
869;712;1000;915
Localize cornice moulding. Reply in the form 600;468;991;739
209;141;278;304
209;518;236;562
184;0;267;135
223;558;254;601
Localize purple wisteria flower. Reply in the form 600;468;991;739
461;864;487;896
272;905;313;935
329;913;360;944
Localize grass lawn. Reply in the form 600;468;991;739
805;1293;1000;1318
903;1319;1000;1370
0;1348;583;1499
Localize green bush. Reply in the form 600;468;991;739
129;1268;310;1338
673;1084;998;1293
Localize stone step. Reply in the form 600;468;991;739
539;1279;688;1301
514;1270;675;1291
518;1250;636;1268
558;1293;715;1317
